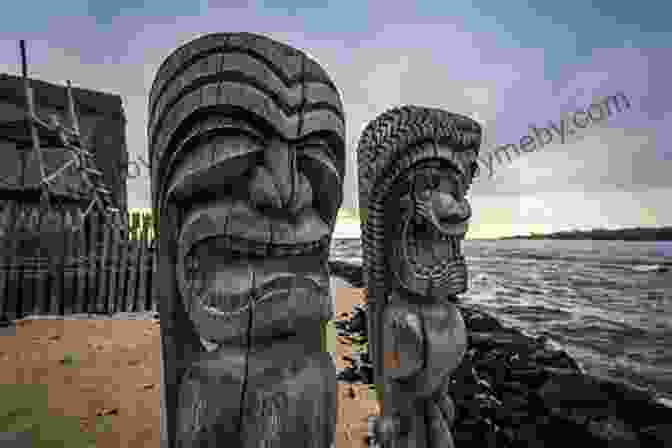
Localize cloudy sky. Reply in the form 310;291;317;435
0;0;669;239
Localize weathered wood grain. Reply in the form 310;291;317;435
21;209;36;316
32;208;47;314
62;210;75;315
137;213;150;312
149;32;345;448
48;207;64;315
87;211;99;311
357;106;481;448
125;213;140;312
117;220;130;312
106;213;121;313
0;201;10;317
75;212;88;314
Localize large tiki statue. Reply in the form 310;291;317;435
148;32;345;447
358;106;481;447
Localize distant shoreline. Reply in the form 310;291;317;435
332;225;672;242
496;226;672;241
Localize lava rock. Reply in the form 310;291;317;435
586;416;640;447
638;423;672;446
453;417;498;447
538;373;626;428
349;305;367;334
460;307;505;332
335;298;669;448
337;367;360;383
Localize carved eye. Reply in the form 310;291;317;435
186;254;199;274
413;171;439;194
185;253;205;295
470;161;479;179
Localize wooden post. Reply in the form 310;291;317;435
20;40;47;186
62;210;75;315
17;208;31;318
75;211;88;313
86;211;99;312
0;201;10;319
15;208;28;318
69;211;81;314
106;213;121;313
117;216;130;313
66;80;81;138
125;213;140;312
66;214;82;313
41;206;56;315
33;207;47;315
137;213;149;311
149;240;157;313
5;202;20;320
96;211;112;313
18;208;35;316
49;207;64;315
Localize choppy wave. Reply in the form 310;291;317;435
330;238;672;402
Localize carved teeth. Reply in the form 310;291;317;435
203;234;328;258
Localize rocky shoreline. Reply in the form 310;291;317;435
329;260;672;447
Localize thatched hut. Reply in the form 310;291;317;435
0;74;128;245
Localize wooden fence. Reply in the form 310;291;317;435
0;207;155;320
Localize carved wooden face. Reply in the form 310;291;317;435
386;157;472;300
170;126;343;348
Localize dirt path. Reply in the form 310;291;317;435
0;283;376;448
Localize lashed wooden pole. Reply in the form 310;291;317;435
20;40;47;186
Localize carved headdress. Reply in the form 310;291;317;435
357;105;482;305
148;32;346;226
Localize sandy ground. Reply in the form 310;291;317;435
0;281;377;448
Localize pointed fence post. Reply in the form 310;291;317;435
86;211;99;312
5;202;20;320
62;209;75;315
74;210;88;313
125;213;140;312
117;214;130;313
106;213;122;313
137;213;150;311
0;201;11;319
48;207;65;315
96;211;112;313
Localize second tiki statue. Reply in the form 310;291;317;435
358;106;482;448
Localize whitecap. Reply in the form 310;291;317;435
632;264;669;273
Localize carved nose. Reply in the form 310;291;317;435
429;192;471;225
249;139;313;215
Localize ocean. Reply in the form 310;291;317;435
329;237;672;403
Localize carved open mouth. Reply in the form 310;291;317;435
178;199;333;258
401;213;466;282
193;275;327;318
180;237;330;315
178;226;333;347
193;232;330;258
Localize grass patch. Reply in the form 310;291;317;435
367;384;381;402
350;334;368;353
0;384;109;447
60;352;80;368
321;320;337;357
